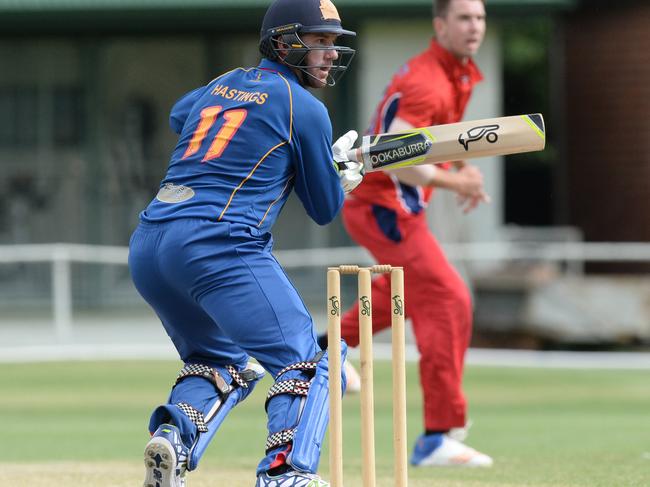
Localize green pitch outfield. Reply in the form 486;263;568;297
0;359;648;487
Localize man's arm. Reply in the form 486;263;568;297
387;116;490;213
291;101;345;226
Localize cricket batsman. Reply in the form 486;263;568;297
128;0;363;485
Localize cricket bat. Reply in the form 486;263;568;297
346;113;545;172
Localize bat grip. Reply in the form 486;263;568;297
335;148;361;171
346;148;360;162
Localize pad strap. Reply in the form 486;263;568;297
274;360;318;379
226;364;253;388
176;402;208;433
263;353;325;453
257;345;347;475
265;379;310;410
186;362;265;470
173;363;259;433
175;363;232;396
266;429;296;452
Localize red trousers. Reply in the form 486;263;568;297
340;200;472;431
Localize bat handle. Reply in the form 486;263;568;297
339;148;372;173
345;148;361;162
336;148;361;171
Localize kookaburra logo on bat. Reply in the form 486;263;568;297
458;124;500;151
368;133;433;169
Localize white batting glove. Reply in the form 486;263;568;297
332;130;364;194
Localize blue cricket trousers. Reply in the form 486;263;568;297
128;218;320;375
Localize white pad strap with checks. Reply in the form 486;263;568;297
176;402;208;433
264;355;324;454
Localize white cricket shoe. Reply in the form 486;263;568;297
448;419;473;442
343;359;361;394
410;433;493;468
256;470;329;487
143;424;188;487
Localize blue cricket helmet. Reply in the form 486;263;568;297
258;0;356;86
260;0;356;40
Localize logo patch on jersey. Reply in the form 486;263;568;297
156;183;195;203
320;0;341;21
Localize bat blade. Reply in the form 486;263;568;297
346;113;546;172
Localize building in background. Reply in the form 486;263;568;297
1;0;649;346
563;2;650;247
0;0;577;248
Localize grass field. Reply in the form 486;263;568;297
0;359;648;487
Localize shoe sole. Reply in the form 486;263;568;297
143;437;179;487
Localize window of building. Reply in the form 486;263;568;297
0;86;38;147
0;85;85;148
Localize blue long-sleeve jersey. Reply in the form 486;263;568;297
140;59;344;231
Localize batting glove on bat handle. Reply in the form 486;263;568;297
332;130;364;193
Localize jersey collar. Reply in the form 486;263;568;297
258;58;301;83
428;38;483;85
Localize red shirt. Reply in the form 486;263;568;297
349;39;483;215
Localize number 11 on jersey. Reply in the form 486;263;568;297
182;106;248;162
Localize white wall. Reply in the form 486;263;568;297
357;20;503;244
